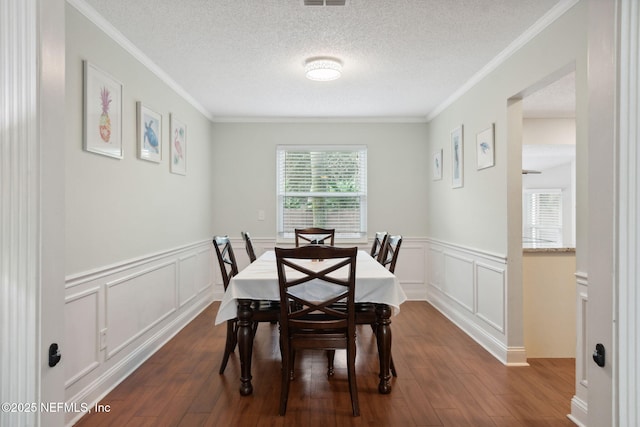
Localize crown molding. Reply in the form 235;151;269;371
66;0;214;121
426;0;581;122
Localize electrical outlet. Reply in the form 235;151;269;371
100;328;107;350
258;209;265;221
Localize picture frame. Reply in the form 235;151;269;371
432;149;443;181
451;125;464;188
137;102;162;163
476;124;495;170
83;61;123;159
170;114;187;175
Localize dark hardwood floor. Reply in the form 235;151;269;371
75;301;576;426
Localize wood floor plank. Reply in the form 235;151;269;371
75;301;575;426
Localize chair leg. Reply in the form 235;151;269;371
347;342;360;416
326;350;335;377
289;349;296;381
219;319;238;374
279;346;291;415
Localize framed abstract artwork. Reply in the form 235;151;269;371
432;149;443;180
137;102;162;163
476;124;495;170
170;114;187;175
83;61;123;159
451;125;464;188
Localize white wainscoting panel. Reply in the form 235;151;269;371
64;240;214;426
426;239;511;364
475;262;506;333
443;252;475;312
64;287;100;388
392;242;427;300
428;247;444;291
179;253;197;307
106;261;178;359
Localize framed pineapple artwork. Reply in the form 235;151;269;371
83;61;123;159
137;102;162;163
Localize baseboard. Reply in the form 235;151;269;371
568;395;587;426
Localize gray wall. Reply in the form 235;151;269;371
210;122;429;241
65;5;214;274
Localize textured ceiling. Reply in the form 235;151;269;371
81;0;566;121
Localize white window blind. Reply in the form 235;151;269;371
277;145;367;239
523;190;563;248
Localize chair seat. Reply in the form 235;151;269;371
330;302;376;322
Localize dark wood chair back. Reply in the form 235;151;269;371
241;231;257;263
212;235;238;290
275;245;359;416
212;234;279;375
294;227;335;247
370;231;388;260
379;235;402;273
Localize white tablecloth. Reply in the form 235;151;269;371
215;250;407;325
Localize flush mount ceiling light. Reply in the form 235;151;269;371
304;57;342;81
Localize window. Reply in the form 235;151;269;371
277;145;367;239
523;189;563;248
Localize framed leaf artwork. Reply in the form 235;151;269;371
451;125;464;188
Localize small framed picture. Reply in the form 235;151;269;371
451;125;464;188
170;114;187;175
137;102;162;163
83;61;123;159
476;124;495;170
432;149;443;181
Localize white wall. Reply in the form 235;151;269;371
425;1;587;364
210;122;429;238
64;4;215;423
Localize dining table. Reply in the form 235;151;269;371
215;249;407;396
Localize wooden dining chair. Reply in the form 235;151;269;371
240;231;257;263
275;245;360;416
294;227;335;247
351;235;403;377
212;235;280;374
378;235;402;273
370;231;388;260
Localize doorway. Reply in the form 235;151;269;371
520;70;577;359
